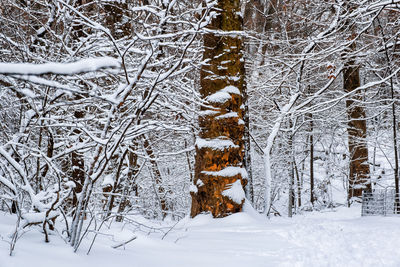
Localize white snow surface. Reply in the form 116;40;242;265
206;91;231;103
196;137;238;150
202;166;248;178
101;174;114;187
205;85;240;104
215;112;239;119
222;85;240;94
2;204;400;267
222;180;245;204
0;57;120;75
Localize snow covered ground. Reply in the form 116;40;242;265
1;203;400;267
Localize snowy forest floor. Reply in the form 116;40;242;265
1;204;400;267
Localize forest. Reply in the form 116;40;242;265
1;0;400;266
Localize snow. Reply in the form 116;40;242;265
206;91;231;104
202;166;248;178
189;183;198;193
101;174;114;187
222;180;245;204
215;112;239;119
2;205;400;267
196;180;204;187
0;57;120;75
205;85;241;104
64;181;76;189
21;211;59;225
198;110;219;116
222;85;240;95
196;137;238;150
263;92;300;213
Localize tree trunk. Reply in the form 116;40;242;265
288;125;295;217
71;110;85;207
309;113;315;205
344;44;371;202
191;0;247;218
294;160;301;208
390;91;399;212
243;84;253;204
343;2;370;203
378;16;400;212
116;145;140;222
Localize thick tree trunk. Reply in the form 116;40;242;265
342;2;370;203
344;44;371;202
191;0;247;218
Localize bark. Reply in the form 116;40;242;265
40;131;54;181
191;0;247;218
288;125;295;217
378;16;400;211
309;113;315;205
116;145;140;222
71;110;85;207
391;82;399;212
243;83;253;203
343;2;370;203
344;45;371;202
104;149;128;218
294;160;301;208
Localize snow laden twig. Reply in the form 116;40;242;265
0;57;120;76
69;3;211;251
111;236;137;249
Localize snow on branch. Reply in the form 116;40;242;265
368;0;400;10
0;57;120;76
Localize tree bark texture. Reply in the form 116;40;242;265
116;146;140;222
309;113;315;205
191;0;247;218
342;1;370;202
243;80;253;203
344;44;371;201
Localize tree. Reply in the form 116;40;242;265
190;0;247;218
0;0;207;251
342;2;371;203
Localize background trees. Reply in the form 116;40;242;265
1;0;400;252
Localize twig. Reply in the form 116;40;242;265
111;236;137;249
161;220;180;240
